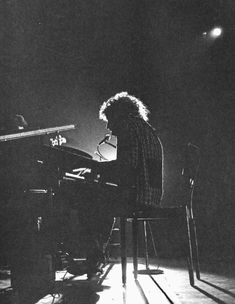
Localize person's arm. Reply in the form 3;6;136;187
95;120;139;186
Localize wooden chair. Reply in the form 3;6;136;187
120;142;201;286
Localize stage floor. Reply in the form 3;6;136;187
1;258;235;303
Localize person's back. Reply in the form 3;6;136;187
125;116;163;209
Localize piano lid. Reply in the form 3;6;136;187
40;144;98;174
51;145;93;159
0;124;76;143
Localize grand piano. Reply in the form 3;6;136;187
0;124;101;300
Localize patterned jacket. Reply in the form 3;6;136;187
100;115;163;208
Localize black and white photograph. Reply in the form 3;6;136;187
0;1;234;303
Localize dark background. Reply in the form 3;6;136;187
0;0;234;262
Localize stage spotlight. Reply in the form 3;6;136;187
209;26;223;38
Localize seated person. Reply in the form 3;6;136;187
67;92;163;278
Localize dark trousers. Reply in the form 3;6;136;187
60;180;135;256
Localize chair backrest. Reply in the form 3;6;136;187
160;142;200;208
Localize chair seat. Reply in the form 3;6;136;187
127;205;186;220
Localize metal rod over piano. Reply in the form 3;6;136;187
0;124;76;142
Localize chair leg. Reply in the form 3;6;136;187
120;217;127;285
143;220;149;269
137;221;164;276
190;218;200;279
132;216;138;280
185;209;195;286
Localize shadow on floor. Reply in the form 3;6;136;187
199;279;235;298
193;285;227;304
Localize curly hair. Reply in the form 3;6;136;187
99;92;149;122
